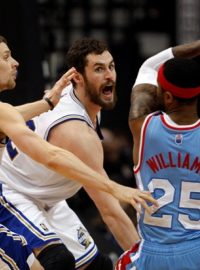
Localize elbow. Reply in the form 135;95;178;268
100;208;119;227
41;149;61;170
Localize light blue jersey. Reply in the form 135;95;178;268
126;112;200;269
134;112;200;244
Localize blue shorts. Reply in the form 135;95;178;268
116;238;200;270
0;224;33;269
0;184;98;269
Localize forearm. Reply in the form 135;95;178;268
48;150;116;192
91;186;140;250
21;138;115;192
132;40;200;92
129;48;174;121
132;40;200;89
172;40;200;58
15;99;51;121
102;208;140;250
129;40;200;121
133;48;173;88
3;122;113;194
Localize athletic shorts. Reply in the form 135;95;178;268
115;238;200;270
0;224;34;270
0;184;98;269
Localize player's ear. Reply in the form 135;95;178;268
164;91;174;105
73;72;83;84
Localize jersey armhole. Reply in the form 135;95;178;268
134;113;155;173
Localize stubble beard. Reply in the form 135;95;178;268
84;79;117;110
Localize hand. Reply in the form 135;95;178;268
43;67;76;107
111;181;158;215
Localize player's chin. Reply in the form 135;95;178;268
102;99;116;110
8;80;16;90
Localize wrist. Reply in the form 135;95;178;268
44;97;54;110
134;48;173;87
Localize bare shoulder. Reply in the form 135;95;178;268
129;83;158;121
49;120;98;144
128;84;156;163
48;120;103;166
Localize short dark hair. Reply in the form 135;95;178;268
157;58;200;101
163;57;200;89
0;35;7;44
66;37;109;74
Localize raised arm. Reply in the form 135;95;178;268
128;40;200;165
15;67;76;121
129;39;200;125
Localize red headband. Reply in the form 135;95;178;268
157;64;200;98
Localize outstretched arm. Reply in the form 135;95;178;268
0;103;157;211
15;68;76;121
85;183;140;250
45;120;158;250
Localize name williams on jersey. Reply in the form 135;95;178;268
146;151;200;174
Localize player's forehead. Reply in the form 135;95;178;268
86;50;114;67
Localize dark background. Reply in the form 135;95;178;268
0;0;178;133
0;0;199;261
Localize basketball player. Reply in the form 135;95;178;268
0;36;156;270
0;35;76;270
115;40;200;269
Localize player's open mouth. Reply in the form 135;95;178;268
102;85;113;96
12;71;18;80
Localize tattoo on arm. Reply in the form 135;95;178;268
129;84;159;120
129;40;200;121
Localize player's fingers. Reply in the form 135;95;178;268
43;89;50;95
51;67;76;92
53;73;74;92
139;199;154;215
58;74;74;87
137;190;158;207
130;199;141;214
131;193;157;214
58;67;76;84
139;191;158;207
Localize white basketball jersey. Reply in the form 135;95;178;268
0;147;5;163
0;85;100;205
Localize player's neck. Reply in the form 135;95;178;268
74;88;100;126
166;106;199;125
